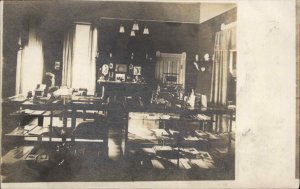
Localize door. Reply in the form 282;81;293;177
155;51;186;88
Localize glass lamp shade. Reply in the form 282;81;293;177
130;30;136;37
132;22;139;31
119;25;125;33
143;26;149;35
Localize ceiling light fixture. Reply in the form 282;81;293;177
119;24;125;33
132;21;139;31
143;26;149;35
130;30;136;37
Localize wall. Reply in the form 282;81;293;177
98;19;200;91
2;2;65;97
2;1;235;98
187;7;237;99
2;1;201;98
199;3;236;23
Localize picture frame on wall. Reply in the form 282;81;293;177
133;66;142;75
54;61;60;70
115;73;126;82
115;64;127;73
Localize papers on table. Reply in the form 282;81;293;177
195;130;209;137
180;148;199;155
190;159;215;169
129;112;180;120
151;129;170;137
8;125;49;136
153;145;173;152
24;124;37;131
183;136;199;141
140;146;215;170
168;129;179;135
190;114;211;121
151;159;165;169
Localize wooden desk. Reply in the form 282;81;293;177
96;81;150;99
3;95;108;143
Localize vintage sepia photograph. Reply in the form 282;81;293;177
296;0;300;179
1;0;237;183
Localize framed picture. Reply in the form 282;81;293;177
133;66;141;75
54;61;60;70
115;73;126;82
115;64;127;73
102;64;109;76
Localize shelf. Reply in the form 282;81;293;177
6;124;106;143
9;110;105;119
133;146;215;170
184;114;212;121
24;137;104;143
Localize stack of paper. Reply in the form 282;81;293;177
183;135;199;141
24;124;37;131
141;148;156;155
28;126;44;135
151;159;165;169
31;110;45;115
7;127;26;136
195;130;209;138
197;151;214;162
206;132;221;140
168;129;179;136
196;114;211;121
151;129;170;137
190;159;215;169
179;158;192;169
153;145;173;152
181;148;199;155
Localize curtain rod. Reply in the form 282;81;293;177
100;17;201;24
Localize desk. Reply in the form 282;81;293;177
3;95;108;143
125;104;235;171
96;81;150;100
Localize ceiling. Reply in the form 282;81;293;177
3;1;236;28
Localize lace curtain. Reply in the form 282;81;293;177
62;23;98;92
16;19;44;95
210;25;236;105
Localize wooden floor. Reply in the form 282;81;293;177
1;119;235;182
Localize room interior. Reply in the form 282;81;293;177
1;1;237;182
